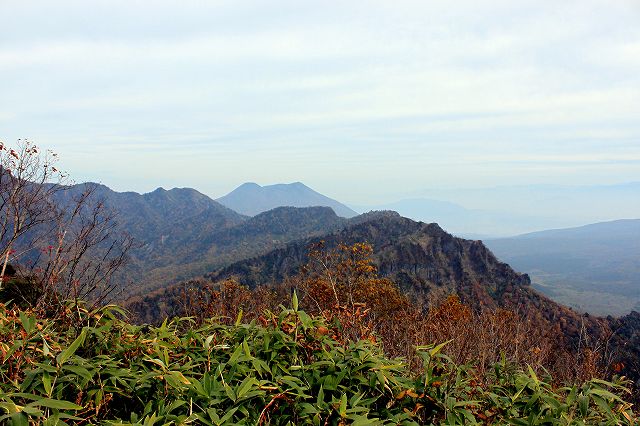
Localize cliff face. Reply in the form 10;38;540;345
206;214;532;308
130;211;640;381
202;213;615;345
130;211;640;377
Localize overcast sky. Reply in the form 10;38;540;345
1;0;639;204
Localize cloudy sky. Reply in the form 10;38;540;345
1;0;639;203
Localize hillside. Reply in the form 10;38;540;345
485;219;640;316
40;183;351;298
217;182;358;218
135;212;608;345
133;206;348;295
47;183;244;289
8;178;640;406
129;212;640;389
207;212;530;300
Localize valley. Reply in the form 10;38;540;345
485;219;640;316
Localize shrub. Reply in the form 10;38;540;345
0;300;636;425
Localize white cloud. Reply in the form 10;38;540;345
0;0;638;203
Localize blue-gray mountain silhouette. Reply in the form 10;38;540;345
217;182;358;218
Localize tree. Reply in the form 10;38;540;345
294;241;410;344
0;139;66;285
0;139;133;312
298;241;408;315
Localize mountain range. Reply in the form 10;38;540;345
8;178;640;390
359;182;640;237
47;182;640;318
205;211;535;303
49;183;349;296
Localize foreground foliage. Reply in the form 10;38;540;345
0;301;636;425
174;243;612;386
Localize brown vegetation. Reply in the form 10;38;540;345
173;241;621;395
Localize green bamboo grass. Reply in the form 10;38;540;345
0;301;636;425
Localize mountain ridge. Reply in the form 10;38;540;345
42;182;356;297
136;213;603;340
131;211;640;386
205;214;535;305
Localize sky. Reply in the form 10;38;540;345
1;0;639;204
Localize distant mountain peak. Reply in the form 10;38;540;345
217;181;358;218
238;182;261;189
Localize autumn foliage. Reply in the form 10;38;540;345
174;241;619;395
1;290;636;424
1;241;637;423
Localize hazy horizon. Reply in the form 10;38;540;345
2;1;639;206
63;178;640;212
68;178;640;237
